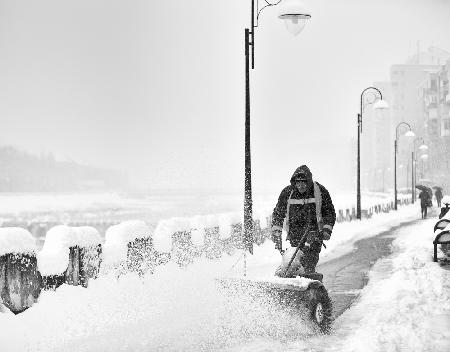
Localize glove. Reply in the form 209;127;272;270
271;228;283;253
321;228;332;241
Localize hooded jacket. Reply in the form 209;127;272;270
271;165;336;244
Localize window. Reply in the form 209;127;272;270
444;119;450;130
441;119;450;137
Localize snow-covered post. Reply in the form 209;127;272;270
153;218;198;267
70;227;102;287
152;214;247;264
38;225;103;289
203;226;222;259
171;231;198;267
252;219;264;245
103;220;162;276
0;228;41;313
336;209;344;222
345;209;351;221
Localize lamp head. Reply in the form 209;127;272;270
419;143;428;150
405;130;415;138
373;99;389;110
421;154;429;160
278;0;311;36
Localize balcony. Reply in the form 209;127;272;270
427;102;438;110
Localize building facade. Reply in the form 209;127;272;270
363;46;450;193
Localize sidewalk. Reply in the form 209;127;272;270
319;215;431;317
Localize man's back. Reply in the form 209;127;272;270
419;191;429;206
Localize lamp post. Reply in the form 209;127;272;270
356;87;388;219
243;0;311;254
394;122;415;210
411;137;428;203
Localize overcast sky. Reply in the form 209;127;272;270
1;0;450;193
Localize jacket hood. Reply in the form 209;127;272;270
290;165;313;186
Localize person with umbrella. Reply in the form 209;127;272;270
417;186;431;219
433;186;443;208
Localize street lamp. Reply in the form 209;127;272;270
356;87;389;219
244;0;311;254
394;122;415;210
411;137;428;203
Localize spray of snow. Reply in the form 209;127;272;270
0;255;315;352
153;212;244;253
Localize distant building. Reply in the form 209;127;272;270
421;58;450;189
363;46;450;193
406;45;450;66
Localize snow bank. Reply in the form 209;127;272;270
102;220;151;265
37;225;102;276
0;227;37;256
333;218;450;352
442;195;450;205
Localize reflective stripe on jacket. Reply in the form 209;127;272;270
271;182;336;242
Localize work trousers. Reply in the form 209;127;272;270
421;205;428;219
289;231;322;273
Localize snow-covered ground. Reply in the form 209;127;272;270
1;202;449;352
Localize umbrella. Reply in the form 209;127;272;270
416;184;431;192
432;186;443;191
